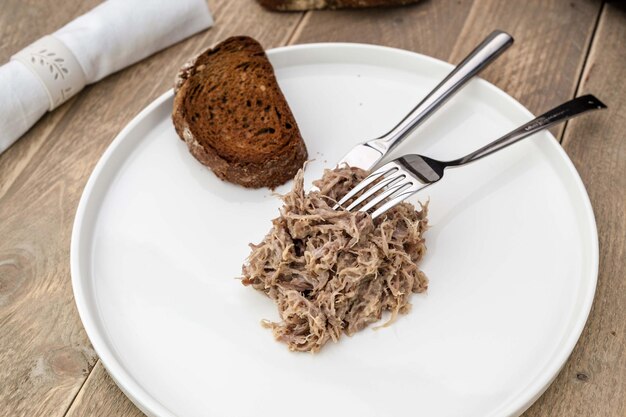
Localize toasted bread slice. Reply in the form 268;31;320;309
172;36;308;189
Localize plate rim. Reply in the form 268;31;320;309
70;42;599;417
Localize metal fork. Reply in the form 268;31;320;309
334;95;606;219
337;30;514;171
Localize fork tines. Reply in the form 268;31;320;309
333;162;419;218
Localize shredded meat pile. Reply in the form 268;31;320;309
242;166;428;352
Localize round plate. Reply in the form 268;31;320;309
71;43;598;417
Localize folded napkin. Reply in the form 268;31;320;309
0;0;213;154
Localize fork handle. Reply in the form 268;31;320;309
365;30;513;155
450;95;607;166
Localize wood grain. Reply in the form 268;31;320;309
288;0;474;57
0;0;98;61
449;0;603;139
64;362;144;417
0;1;302;416
524;3;626;416
293;0;603;137
0;2;109;416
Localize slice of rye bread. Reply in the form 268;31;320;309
172;36;308;189
257;0;420;11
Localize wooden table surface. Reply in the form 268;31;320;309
1;0;624;416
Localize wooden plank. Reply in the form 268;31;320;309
523;3;626;416
0;2;105;416
447;0;603;139
288;0;474;59
0;0;100;61
0;1;303;417
293;0;603;137
64;362;144;417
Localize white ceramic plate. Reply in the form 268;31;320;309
71;44;598;417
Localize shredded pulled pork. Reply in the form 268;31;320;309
242;166;428;352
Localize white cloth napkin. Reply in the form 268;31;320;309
0;0;213;154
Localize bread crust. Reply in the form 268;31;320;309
172;36;308;189
257;0;420;11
